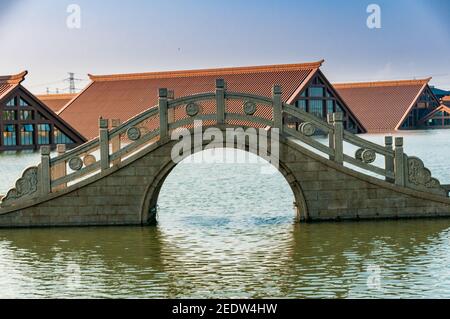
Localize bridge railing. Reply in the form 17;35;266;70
0;79;446;207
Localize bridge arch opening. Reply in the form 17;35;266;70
141;147;308;227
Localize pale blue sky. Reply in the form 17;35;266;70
1;0;449;93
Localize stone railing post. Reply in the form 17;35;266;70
385;136;394;183
327;114;335;161
99;118;110;171
40;146;51;196
159;88;168;140
111;119;121;165
272;85;283;133
216;79;226;125
332;113;344;165
394;137;406;186
52;144;67;191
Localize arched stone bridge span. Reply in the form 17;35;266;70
1;80;450;227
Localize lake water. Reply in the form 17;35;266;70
0;130;450;298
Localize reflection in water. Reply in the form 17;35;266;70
1;220;450;298
1;132;450;298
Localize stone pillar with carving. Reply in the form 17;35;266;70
332;113;344;165
40;146;51;196
111;119;121;166
159;88;168;140
384;136;394;183
52;144;67;191
272;85;283;134
216;79;226;126
394;137;406;186
99;118;110;171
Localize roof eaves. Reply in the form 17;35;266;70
88;60;325;82
286;68;319;105
394;81;430;130
333;77;432;89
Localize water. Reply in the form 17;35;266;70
1;130;450;298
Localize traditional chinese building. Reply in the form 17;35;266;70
57;61;365;139
0;71;86;151
334;78;441;133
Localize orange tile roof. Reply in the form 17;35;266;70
36;93;77;113
0;71;27;101
442;95;450;102
59;61;324;139
334;78;432;133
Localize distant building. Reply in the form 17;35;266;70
334;79;441;133
417;103;450;128
430;86;450;100
442;95;450;107
37;93;77;113
57;61;366;140
0;71;86;151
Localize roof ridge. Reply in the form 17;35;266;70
88;60;325;82
333;77;432;89
0;71;28;85
37;93;78;100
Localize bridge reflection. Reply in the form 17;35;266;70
1;215;449;297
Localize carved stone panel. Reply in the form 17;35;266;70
127;127;141;141
185;103;200;117
243;101;257;115
406;156;445;195
1;167;39;205
83;154;97;166
299;122;316;136
69;157;83;171
355;148;376;164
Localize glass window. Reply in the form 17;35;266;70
2;110;16;121
348;118;356;129
3;125;17;146
296;100;306;111
300;91;306;97
19;98;30;107
5;97;15;107
445;119;450;126
37;124;51;145
19;110;33;120
20;124;34;145
309;87;324;97
336;102;343;113
309;100;323;118
54;128;74;144
326;100;334;114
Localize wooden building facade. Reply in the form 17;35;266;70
0;71;86;151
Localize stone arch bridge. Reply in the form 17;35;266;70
1;79;450;227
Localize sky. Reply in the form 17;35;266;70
0;0;449;94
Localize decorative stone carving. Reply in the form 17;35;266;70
127;127;141;141
68;157;83;171
243;101;257;115
185;103;200;117
407;157;441;189
299;122;316;136
1;167;39;204
355;148;376;164
83;154;97;166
